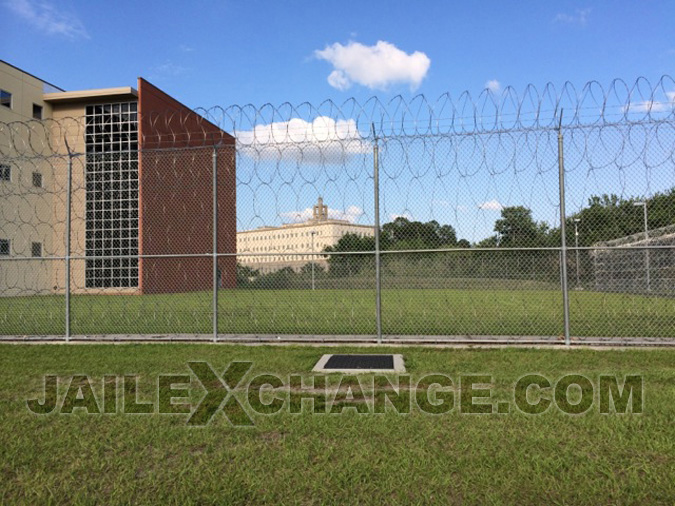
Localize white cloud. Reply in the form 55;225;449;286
554;8;591;26
314;40;431;91
478;200;503;211
151;61;187;78
485;80;501;94
625;101;667;113
236;116;370;164
327;70;352;91
6;0;88;39
281;205;365;224
623;92;675;113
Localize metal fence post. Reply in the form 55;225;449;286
372;125;382;344
311;231;316;290
212;145;219;343
65;150;73;342
633;201;651;292
557;113;571;346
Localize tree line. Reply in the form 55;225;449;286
236;187;674;287
477;187;675;248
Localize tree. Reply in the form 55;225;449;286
566;191;675;246
325;219;466;275
382;217;457;249
300;262;324;275
249;267;296;289
647;188;675;229
438;224;458;247
324;233;376;276
236;263;259;286
493;206;550;247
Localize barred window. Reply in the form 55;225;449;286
0;164;10;181
0;90;11;109
32;172;43;188
0;239;9;256
31;242;42;257
84;102;139;288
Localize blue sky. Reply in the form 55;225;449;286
4;1;675;241
4;1;674;108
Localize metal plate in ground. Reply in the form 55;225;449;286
312;354;405;373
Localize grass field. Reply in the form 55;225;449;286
1;288;674;338
1;344;673;504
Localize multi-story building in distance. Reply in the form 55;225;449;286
237;197;374;273
0;60;236;296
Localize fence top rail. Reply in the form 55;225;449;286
592;223;675;247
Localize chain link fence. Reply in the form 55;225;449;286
1;77;674;344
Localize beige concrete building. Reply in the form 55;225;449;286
1;61;64;296
1;60;236;297
237;197;374;273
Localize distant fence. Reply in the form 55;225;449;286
1;77;674;344
592;224;675;294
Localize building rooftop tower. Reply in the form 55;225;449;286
312;197;328;221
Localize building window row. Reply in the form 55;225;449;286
0;166;44;187
241;230;325;242
0;239;43;257
242;254;324;263
241;242;327;253
240;229;371;243
0;89;42;118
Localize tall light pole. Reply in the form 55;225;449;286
573;218;581;289
310;231;317;290
633;201;650;292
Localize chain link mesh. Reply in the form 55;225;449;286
1;78;674;343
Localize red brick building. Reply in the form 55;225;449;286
137;79;236;293
30;75;238;294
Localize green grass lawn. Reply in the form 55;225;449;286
1;288;674;338
1;344;673;504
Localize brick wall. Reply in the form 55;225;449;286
138;79;236;294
